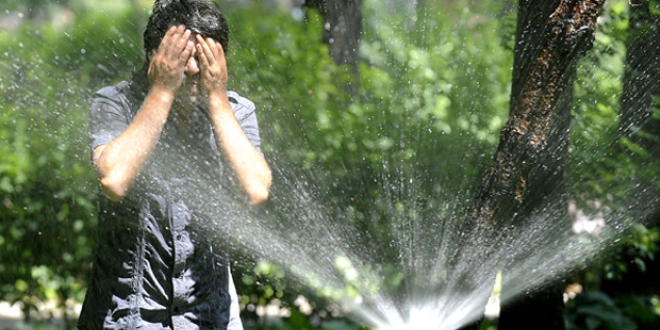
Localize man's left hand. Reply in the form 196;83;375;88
196;35;228;96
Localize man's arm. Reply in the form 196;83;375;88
94;26;194;201
196;35;272;205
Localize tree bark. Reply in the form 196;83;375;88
497;1;571;328
457;1;605;329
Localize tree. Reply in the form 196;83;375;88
304;0;362;68
456;0;605;328
304;0;363;81
496;0;573;328
620;1;660;153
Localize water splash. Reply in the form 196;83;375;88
147;126;657;330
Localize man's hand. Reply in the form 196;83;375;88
196;35;271;204
148;25;194;92
196;34;229;95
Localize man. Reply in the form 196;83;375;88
78;0;271;329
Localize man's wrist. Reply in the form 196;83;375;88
149;85;176;103
207;90;235;120
208;90;230;107
208;88;228;100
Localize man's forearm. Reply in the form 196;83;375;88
95;87;174;201
208;92;271;205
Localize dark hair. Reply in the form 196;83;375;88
143;0;229;56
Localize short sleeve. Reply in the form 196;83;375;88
88;82;132;152
228;91;262;154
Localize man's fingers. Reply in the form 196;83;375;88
195;35;215;66
149;25;192;90
169;27;191;60
158;25;190;60
161;25;178;44
160;25;181;51
206;36;225;61
180;38;195;62
177;29;193;58
196;43;209;68
180;44;194;66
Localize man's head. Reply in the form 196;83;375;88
135;0;229;105
143;0;229;59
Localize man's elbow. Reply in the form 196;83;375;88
99;175;128;202
247;174;271;205
248;187;270;205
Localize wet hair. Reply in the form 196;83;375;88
143;0;229;56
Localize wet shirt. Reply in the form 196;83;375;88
78;81;261;330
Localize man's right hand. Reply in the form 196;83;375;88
96;26;192;201
148;25;194;92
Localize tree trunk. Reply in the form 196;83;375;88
472;0;603;229
497;1;570;328
305;0;363;67
458;1;605;329
304;0;363;75
620;1;660;151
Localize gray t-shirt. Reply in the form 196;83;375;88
78;81;260;330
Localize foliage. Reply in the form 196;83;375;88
565;1;660;328
566;290;660;330
0;2;143;326
571;0;660;207
570;0;627;201
598;225;660;281
567;226;660;329
566;291;638;330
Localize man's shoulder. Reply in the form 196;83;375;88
227;91;255;112
93;81;131;102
